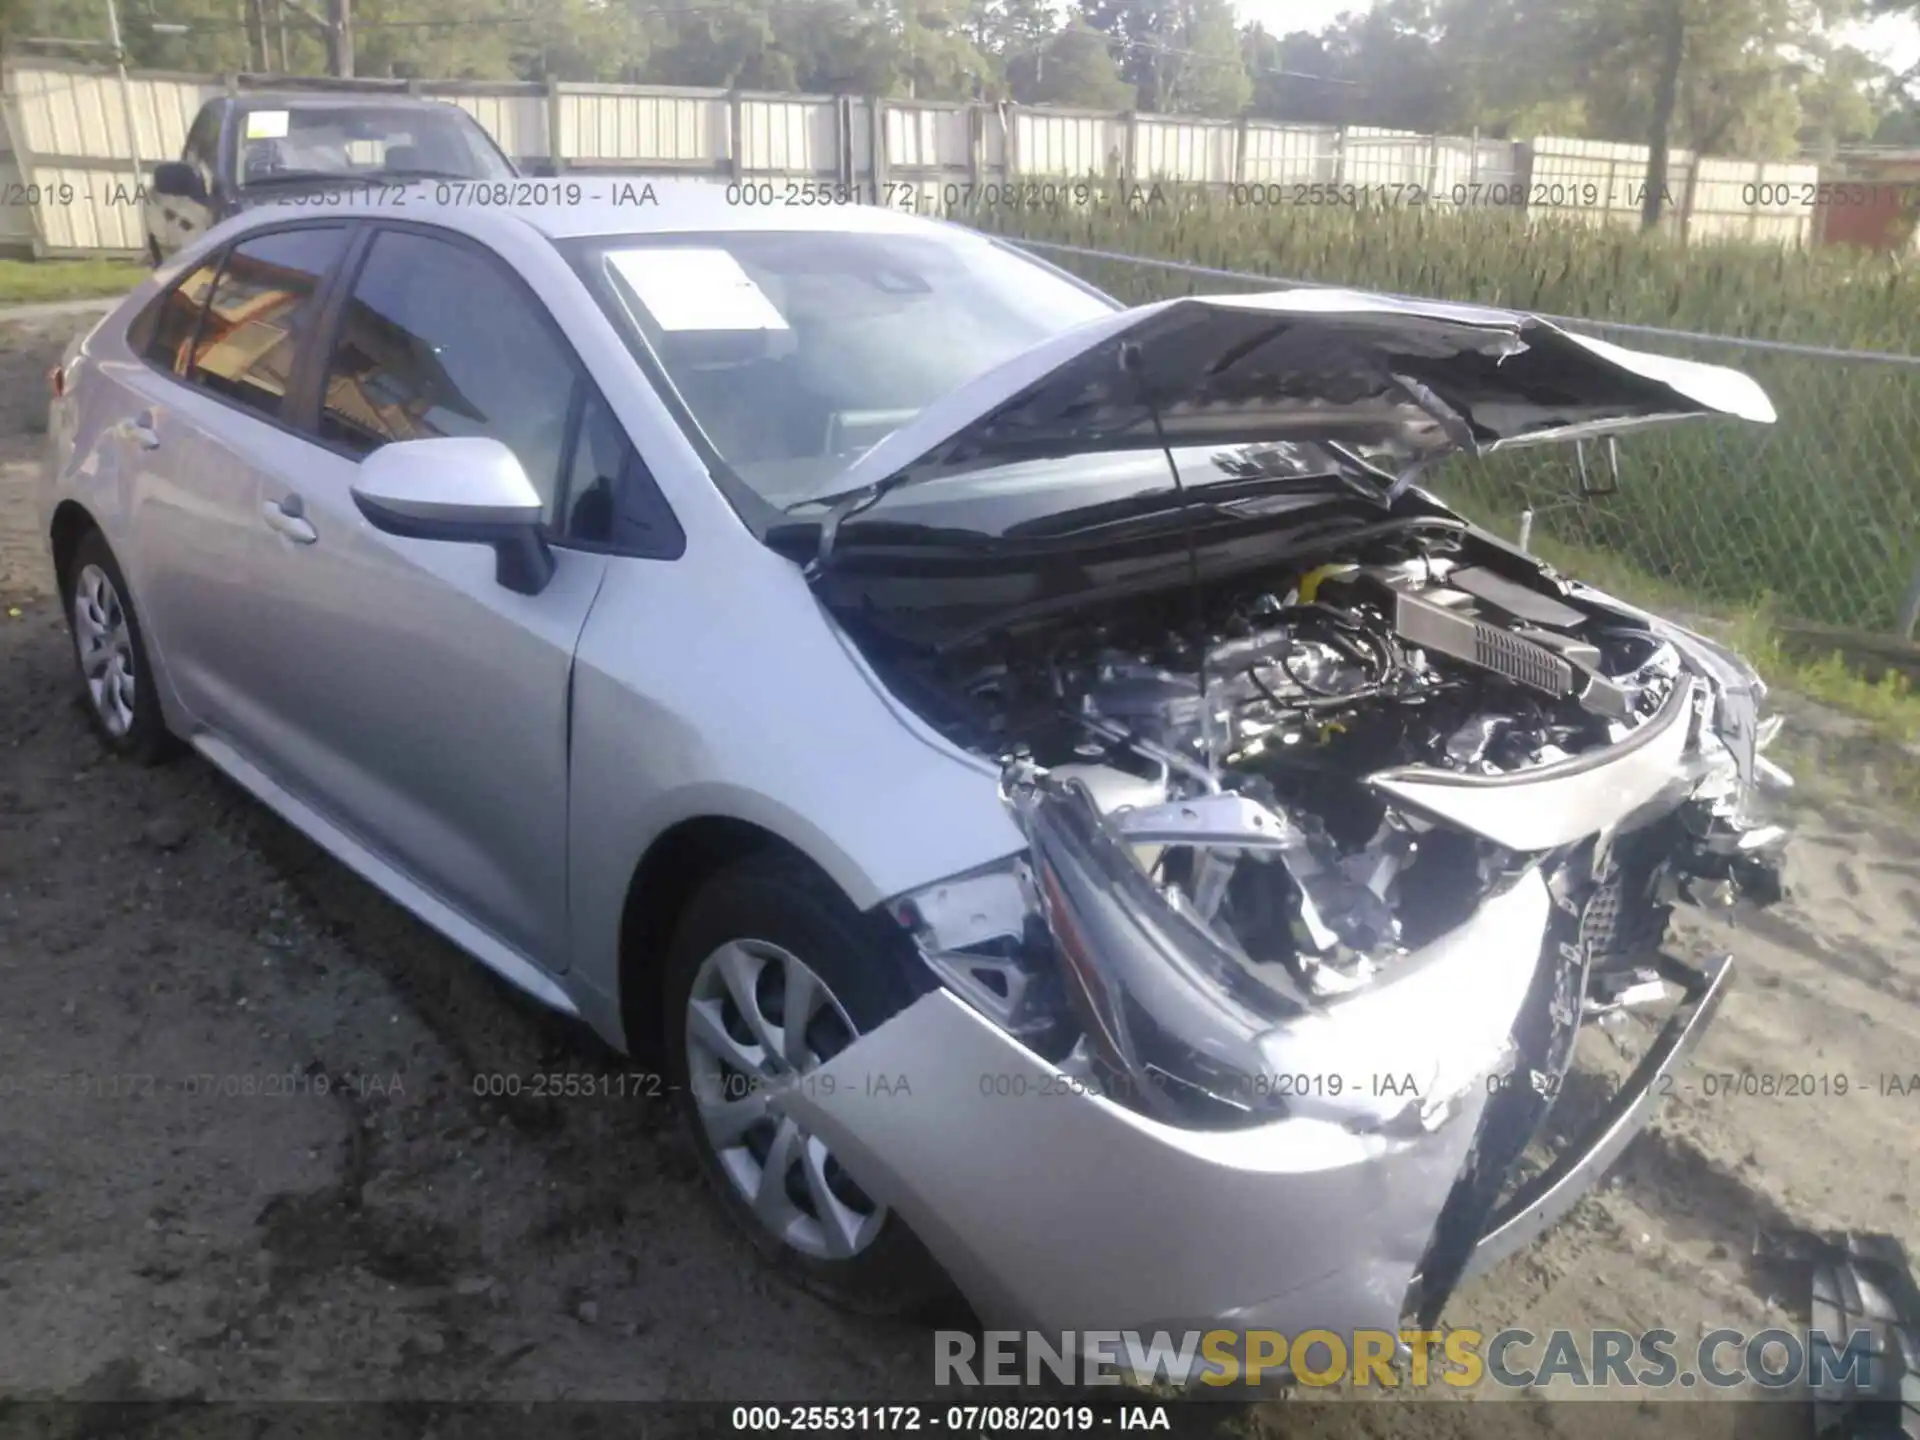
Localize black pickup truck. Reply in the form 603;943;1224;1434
144;92;522;263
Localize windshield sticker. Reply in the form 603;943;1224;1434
607;248;789;332
245;110;291;140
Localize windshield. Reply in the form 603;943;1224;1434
570;229;1116;509
237;105;514;187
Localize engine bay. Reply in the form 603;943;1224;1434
865;530;1714;1025
947;551;1686;787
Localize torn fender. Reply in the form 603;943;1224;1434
779;875;1554;1341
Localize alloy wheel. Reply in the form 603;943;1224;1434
72;563;137;738
683;939;886;1261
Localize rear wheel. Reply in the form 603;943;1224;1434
663;854;950;1315
64;529;175;764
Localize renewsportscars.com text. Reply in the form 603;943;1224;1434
935;1326;1877;1391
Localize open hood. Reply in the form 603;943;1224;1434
812;288;1775;510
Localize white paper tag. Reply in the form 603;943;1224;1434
606;247;789;332
245;109;290;140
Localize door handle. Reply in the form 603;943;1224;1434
126;411;160;450
262;495;317;545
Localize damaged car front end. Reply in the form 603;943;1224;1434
768;287;1791;1343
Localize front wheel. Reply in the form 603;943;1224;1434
662;854;950;1316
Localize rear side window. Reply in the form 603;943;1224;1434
137;258;223;375
187;226;348;420
318;229;575;518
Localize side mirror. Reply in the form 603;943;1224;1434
350;436;555;595
152;161;204;201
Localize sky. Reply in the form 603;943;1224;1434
1853;11;1920;72
1234;0;1356;36
1231;0;1920;74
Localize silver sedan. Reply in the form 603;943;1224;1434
42;185;1792;1351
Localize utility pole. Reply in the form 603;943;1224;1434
244;0;268;70
325;0;353;77
1642;0;1683;232
103;0;144;189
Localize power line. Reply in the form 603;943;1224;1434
132;1;803;35
133;11;530;32
127;0;1351;74
121;0;1360;90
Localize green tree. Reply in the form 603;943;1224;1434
1539;0;1864;222
894;0;995;99
1792;39;1887;156
1241;26;1365;125
783;1;910;93
346;0;525;79
1423;0;1593;134
1161;0;1249;114
773;0;993;99
513;0;649;82
969;0;1058;92
1080;0;1250;114
1314;0;1457;131
1009;17;1134;107
637;0;796;89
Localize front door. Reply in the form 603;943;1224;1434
215;224;611;971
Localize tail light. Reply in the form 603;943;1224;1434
48;365;65;399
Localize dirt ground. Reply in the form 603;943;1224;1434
2;310;1917;1433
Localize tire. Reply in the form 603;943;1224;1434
662;853;951;1316
64;529;176;764
146;235;164;268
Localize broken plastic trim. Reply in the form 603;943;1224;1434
1105;791;1357;954
1404;948;1734;1324
995;772;1549;1135
1364;676;1700;852
1010;773;1313;1124
890;861;1060;1043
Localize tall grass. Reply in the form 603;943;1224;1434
975;196;1920;350
966;195;1920;633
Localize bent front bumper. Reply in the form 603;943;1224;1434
782;870;1729;1343
1408;947;1732;1316
783;978;1494;1341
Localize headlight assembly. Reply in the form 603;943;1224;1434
891;773;1541;1137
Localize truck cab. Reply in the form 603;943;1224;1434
143;92;521;263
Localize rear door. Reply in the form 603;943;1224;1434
211;222;630;970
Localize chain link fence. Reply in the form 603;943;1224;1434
1005;238;1920;639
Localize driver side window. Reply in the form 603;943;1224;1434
313;227;681;555
317;229;574;523
183;105;221;193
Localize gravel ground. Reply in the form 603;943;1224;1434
2;313;1917;1434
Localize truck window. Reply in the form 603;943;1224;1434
183;104;221;192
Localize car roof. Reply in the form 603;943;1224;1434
213;177;976;246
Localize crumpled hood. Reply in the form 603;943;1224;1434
824;288;1776;500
